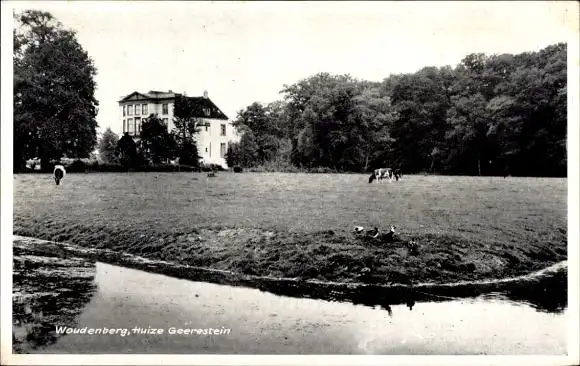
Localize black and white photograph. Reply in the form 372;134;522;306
1;1;579;365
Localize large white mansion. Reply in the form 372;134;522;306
118;90;241;168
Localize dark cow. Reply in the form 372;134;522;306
393;169;402;180
54;165;66;185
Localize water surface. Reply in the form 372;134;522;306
39;262;567;354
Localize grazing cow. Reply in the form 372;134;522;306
368;168;396;183
393;169;402;181
53;165;66;185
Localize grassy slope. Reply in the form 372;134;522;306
13;173;567;284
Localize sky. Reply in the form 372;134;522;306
6;1;579;136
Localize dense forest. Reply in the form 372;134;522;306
226;43;567;177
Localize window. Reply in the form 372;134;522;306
127;118;134;134
205;147;208;153
123;119;126;133
127;105;133;116
122;105;126;117
142;104;148;115
220;124;226;136
135;117;141;136
163;118;168;126
162;103;168;115
135;104;141;115
203;107;210;117
220;143;227;158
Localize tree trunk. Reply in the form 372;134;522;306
363;151;369;173
477;152;482;176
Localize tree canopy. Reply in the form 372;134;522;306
97;128;119;164
227;43;567;177
14;10;99;172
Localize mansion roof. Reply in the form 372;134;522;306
118;91;228;120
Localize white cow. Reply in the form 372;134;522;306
53;165;66;185
368;168;402;184
368;168;394;183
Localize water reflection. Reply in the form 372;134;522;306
40;261;567;355
12;243;98;353
249;263;567;317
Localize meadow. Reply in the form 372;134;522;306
13;172;567;285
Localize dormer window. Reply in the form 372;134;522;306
203;108;211;117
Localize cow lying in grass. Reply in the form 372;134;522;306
368;168;401;183
54;165;66;185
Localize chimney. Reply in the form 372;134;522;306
184;91;187;96
203;90;208;99
168;89;173;93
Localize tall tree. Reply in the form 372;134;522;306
226;131;260;168
97;128;119;164
140;115;177;164
351;85;398;171
115;133;138;169
172;96;202;166
13;10;99;172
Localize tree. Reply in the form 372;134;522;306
13;10;99;172
140;115;177;164
176;139;201;167
387;66;455;173
231;101;292;167
445;93;490;176
115;133;138;169
172;96;202;166
232;102;271;135
225;131;260;167
351;86;398;171
97;128;119;163
225;143;241;168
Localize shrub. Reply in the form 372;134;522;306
233;166;243;173
201;163;226;172
67;160;87;173
308;166;336;174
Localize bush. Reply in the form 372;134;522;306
67;160;88;173
233;166;243;173
93;163;127;172
308;166;336;174
201;163;226;172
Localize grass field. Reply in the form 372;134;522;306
13;172;567;285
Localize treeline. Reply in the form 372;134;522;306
227;43;567;177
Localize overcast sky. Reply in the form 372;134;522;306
8;1;578;136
